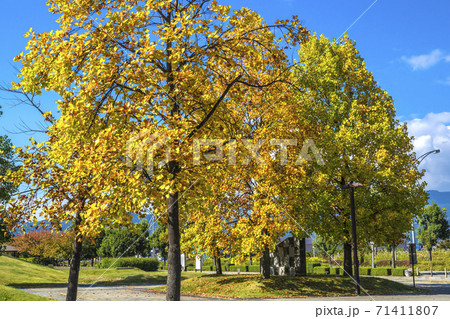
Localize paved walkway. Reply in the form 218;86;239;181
22;285;220;301
22;276;450;301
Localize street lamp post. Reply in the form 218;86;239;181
370;242;375;269
342;182;363;295
409;149;440;288
411;149;440;247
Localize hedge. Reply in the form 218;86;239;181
248;265;260;272
359;267;371;276
391;268;406;276
98;257;159;271
307;262;322;274
201;265;214;271
313;266;330;275
370;267;392;276
329;268;341;275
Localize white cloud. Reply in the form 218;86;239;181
438;77;450;86
402;49;450;70
407;112;450;191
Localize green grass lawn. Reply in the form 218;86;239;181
0;285;53;301
154;274;417;299
0;255;202;287
0;256;67;287
0;256;418;300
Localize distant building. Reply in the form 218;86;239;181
1;245;19;258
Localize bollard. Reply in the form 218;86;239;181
237;268;241;275
445;267;447;279
430;267;433;277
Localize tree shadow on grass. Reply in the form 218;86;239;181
93;274;168;286
209;274;415;297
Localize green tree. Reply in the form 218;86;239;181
437;239;450;250
0;106;17;245
313;235;339;267
417;203;450;261
98;221;150;258
288;34;427;276
148;224;168;266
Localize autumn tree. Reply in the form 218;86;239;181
3;133;148;301
12;0;308;299
417;203;450;261
9;230;73;264
288;34;427;276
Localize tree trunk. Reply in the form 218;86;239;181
428;247;433;261
249;255;252;265
166;187;181;301
261;244;271;279
391;244;396;268
343;242;353;277
66;211;83;301
215;256;222;275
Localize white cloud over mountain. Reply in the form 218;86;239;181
407;112;450;191
402;49;450;70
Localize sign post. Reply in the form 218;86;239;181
408;243;417;288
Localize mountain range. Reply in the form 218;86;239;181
16;191;449;234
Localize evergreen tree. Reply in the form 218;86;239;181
417;203;450;261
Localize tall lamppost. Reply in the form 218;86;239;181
342;181;363;295
411;149;440;246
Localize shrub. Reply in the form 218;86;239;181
376;260;390;267
391;268;406;276
307;256;322;263
359;267;371;276
370;267;392;276
396;260;409;267
98;257;159;271
313;266;330;275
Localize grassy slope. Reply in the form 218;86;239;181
0;256;67;287
0;256;202;300
0;285;53;301
155;274;417;299
0;256;202;287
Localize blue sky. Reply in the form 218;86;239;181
0;0;449;190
